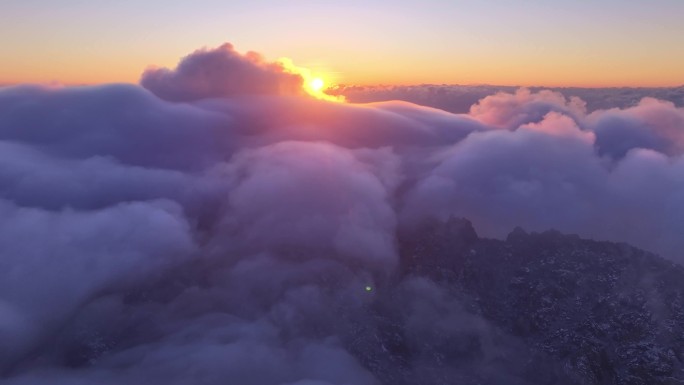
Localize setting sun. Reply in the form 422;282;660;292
276;58;341;101
310;78;325;92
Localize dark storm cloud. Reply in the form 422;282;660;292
141;43;304;102
2;43;684;384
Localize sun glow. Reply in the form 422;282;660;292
310;78;325;92
278;58;344;102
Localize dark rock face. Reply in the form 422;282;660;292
379;217;684;384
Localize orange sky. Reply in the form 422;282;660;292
2;1;684;88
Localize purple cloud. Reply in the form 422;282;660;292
141;43;304;102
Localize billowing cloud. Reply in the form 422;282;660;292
141;43;304;102
211;141;399;272
468;88;587;129
0;198;196;371
590;97;684;157
1;42;684;384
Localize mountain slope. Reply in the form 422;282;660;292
352;218;684;384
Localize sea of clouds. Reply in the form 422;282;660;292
1;43;684;384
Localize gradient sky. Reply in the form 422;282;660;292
2;0;684;87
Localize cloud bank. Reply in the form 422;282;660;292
331;84;684;113
141;43;305;102
1;42;684;384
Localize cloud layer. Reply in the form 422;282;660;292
332;84;684;113
1;43;684;384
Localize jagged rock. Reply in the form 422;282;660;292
381;220;684;384
399;216;478;281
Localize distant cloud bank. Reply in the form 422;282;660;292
330;84;684;113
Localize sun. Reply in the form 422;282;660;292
276;58;343;101
310;78;325;92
